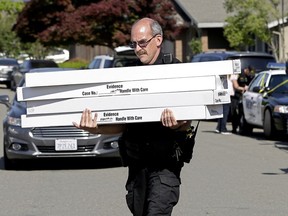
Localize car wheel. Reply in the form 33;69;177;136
239;112;253;135
263;109;276;139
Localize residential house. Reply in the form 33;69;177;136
73;0;288;63
175;0;288;62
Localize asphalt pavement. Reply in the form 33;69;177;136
0;85;288;216
174;120;288;216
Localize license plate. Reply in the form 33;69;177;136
55;139;77;151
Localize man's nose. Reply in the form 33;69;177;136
135;43;142;50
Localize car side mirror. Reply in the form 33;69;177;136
252;86;261;93
0;95;11;109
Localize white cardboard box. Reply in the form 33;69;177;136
21;105;223;128
24;59;241;87
17;76;218;101
26;90;230;115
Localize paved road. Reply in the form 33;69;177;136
0;85;288;216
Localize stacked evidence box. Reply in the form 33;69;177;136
24;59;241;87
17;75;219;101
26;90;230;115
21;105;223;128
20;60;237;128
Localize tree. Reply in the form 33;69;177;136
13;0;74;44
0;0;24;57
0;0;51;59
189;38;202;56
223;0;286;62
13;0;184;48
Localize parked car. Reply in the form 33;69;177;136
11;59;59;91
45;48;70;63
0;58;20;89
191;51;276;73
240;69;288;139
88;55;113;69
0;68;121;170
20;59;58;73
88;46;139;69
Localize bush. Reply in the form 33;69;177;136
189;38;202;55
58;58;88;69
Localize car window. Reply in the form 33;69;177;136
21;61;28;69
30;61;58;68
88;59;101;69
113;58;138;67
48;49;64;55
103;60;113;68
248;73;267;91
191;56;201;62
0;59;18;65
269;75;288;93
200;56;222;62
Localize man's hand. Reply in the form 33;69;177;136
161;108;187;130
73;108;98;132
73;108;126;134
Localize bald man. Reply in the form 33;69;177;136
74;17;191;215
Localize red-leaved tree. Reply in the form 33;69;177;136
13;0;184;48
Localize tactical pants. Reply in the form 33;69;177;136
125;167;181;216
230;96;240;132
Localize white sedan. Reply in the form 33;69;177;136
45;48;70;63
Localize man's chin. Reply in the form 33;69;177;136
138;55;148;64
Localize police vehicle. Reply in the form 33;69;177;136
240;66;288;139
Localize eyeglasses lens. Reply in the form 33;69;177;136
130;35;157;49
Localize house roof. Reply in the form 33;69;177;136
175;0;228;28
176;0;288;28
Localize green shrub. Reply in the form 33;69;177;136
58;58;89;69
189;38;202;55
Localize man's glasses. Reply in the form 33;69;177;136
129;34;158;49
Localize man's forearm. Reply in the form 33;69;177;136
174;120;192;131
86;124;126;134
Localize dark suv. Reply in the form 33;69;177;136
191;51;276;73
11;59;59;90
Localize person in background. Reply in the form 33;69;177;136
230;66;254;133
73;17;193;216
215;74;233;135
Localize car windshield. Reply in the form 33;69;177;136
228;56;275;73
269;74;288;94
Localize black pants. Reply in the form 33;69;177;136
230;96;240;132
125;166;181;216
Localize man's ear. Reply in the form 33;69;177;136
156;35;163;47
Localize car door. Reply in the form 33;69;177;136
243;73;268;126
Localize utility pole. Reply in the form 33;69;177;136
281;0;286;62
